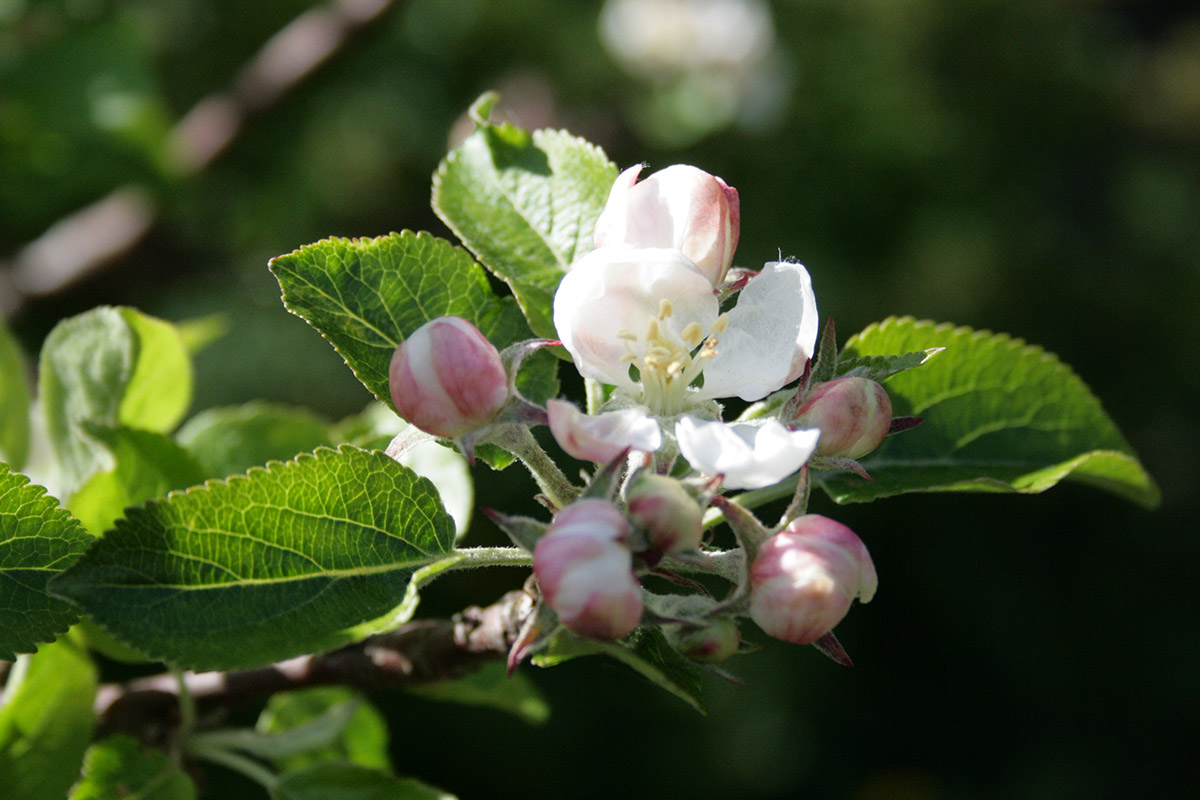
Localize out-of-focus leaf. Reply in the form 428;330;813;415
69;735;196;800
272;763;456;800
67;426;205;535
37;307;192;494
408;661;550;725
256;688;390;772
177;402;333;479
0;637;97;800
0;320;32;470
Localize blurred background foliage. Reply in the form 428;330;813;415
2;0;1197;797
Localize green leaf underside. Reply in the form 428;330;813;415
270;231;553;414
272;763;457;800
70;735;196;800
408;661;550;725
0;464;93;660
0;637;97;800
0;320;31;470
432;115;617;339
534;627;705;714
820;317;1160;507
50;446;457;670
37;307;192;494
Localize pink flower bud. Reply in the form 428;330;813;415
626;473;703;553
669;618;741;664
793;377;892;460
594;164;741;286
748;515;877;645
388;317;509;438
533;499;643;640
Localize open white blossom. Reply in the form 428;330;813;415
552;244;821;487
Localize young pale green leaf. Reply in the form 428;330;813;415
177;402;333;479
0;464;92;660
407;661;550;725
820;317;1160;507
272;763;457;800
269;231;556;411
50;446;458;670
835;348;942;383
0;637;97;800
432;96;617;338
69;735;197;800
533;627;705;713
257;688;390;772
0;320;32;470
38;307;192;493
67;426;206;535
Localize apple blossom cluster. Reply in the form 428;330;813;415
388;163;904;666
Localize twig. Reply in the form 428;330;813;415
94;590;533;745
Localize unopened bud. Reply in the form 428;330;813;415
594;164;740;286
626;474;703;553
533;499;643;640
388;317;509;438
668;618;741;663
793;377;892;459
748;515;877;646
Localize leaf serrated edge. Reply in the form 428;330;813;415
0;464;91;659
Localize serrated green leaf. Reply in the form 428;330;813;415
0;320;32;470
177;403;334;479
69;735;197;800
38;307;192;494
0;637;97;800
256;688;390;772
273;763;456;800
408;661;550;725
68;427;206;535
269;231;555;415
432;112;617;338
49;446;458;670
0;464;92;660
835;348;941;382
820;317;1160;507
533;627;705;713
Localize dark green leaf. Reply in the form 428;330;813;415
50;446;458;670
70;735;196;800
820;317;1160;507
177;403;333;479
0;320;32;470
432;96;617;338
67;426;206;535
408;661;550;725
0;637;97;800
37;307;192;493
0;464;92;659
269;231;553;413
533;627;705;713
256;688;390;772
272;763;456;800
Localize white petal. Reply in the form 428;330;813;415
698;261;818;401
675;416;820;490
547;399;662;463
553;246;717;390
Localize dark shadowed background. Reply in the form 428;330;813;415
3;1;1197;797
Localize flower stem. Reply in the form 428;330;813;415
490;425;580;509
451;546;532;569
